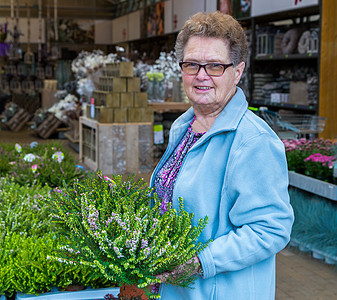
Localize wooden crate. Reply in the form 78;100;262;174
6;108;32;131
34;113;63;139
103;62;134;77
80;117;153;175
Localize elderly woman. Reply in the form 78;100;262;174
150;11;294;300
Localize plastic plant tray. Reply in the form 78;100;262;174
15;287;119;300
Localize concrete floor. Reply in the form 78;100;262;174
1;126;337;299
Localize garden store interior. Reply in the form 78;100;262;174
1;0;337;300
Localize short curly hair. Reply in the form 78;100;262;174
175;11;248;66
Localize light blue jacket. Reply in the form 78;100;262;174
150;88;294;300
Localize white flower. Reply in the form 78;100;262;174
23;153;37;162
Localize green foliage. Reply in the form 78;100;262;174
47;172;210;298
0;178;112;298
0;142;87;188
0;233;111;297
0;178;52;240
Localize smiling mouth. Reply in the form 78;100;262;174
195;86;212;90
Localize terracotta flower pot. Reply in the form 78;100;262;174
118;284;148;300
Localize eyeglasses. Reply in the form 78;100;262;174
179;61;233;77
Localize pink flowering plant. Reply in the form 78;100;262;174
47;172;210;299
282;138;336;183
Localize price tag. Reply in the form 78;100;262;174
90;97;95;119
153;124;164;145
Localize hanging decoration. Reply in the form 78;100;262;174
0;19;9;57
9;0;22;61
51;0;59;60
37;0;43;62
24;3;35;65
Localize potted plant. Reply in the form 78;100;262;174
282;138;337;200
282;138;337;264
0;178;114;299
0;142;86;188
46;172;210;299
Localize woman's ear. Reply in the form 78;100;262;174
234;62;245;85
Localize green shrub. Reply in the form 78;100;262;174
0;179;111;298
0;233;111;297
0;142;87;188
47;172;210;299
0;178;52;239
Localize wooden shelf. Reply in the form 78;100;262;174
255;53;318;61
148;102;191;114
250;100;316;112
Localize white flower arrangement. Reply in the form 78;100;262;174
151;51;181;80
48;94;79;123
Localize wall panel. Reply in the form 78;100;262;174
319;0;337;139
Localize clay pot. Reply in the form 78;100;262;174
118;284;148;300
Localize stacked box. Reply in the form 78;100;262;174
91;61;153;123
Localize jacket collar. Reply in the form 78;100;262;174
171;87;248;139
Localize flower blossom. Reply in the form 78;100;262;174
31;164;38;173
15;143;22;153
24;153;37;162
304;153;336;168
52;151;64;163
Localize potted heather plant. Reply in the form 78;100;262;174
0;178;113;299
46;172;210;299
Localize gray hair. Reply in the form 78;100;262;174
175;11;248;66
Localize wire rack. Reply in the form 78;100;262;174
255;108;327;138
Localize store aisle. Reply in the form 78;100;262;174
1;128;337;299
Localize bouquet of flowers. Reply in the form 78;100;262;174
47;172;210;299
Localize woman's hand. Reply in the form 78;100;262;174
156;255;202;286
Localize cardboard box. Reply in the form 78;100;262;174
134;92;148;108
106;92;121;108
42;90;58;109
114;108;128;123
95;106;114;123
289;82;308;105
121;93;134;108
127;77;141;92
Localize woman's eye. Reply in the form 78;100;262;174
209;64;221;68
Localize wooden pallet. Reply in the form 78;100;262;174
34;113;63;139
6;108;32;132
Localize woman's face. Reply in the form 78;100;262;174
181;36;244;112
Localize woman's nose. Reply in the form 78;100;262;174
196;66;210;80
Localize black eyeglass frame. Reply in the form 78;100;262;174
179;61;234;77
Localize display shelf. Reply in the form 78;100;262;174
250;100;316;112
255;53;318;61
79;117;153;175
148;102;190;114
249;4;321;113
249;4;320;24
